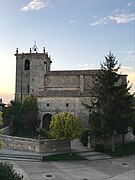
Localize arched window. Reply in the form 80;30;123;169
24;59;30;70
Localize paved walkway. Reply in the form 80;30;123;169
0;139;134;179
2;155;135;180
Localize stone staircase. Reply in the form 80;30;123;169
71;139;111;161
0;153;42;162
77;150;111;161
0;148;42;162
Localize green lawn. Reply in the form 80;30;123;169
42;153;86;161
105;141;135;157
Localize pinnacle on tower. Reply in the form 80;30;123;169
32;41;38;53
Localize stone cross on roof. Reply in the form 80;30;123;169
32;41;38;53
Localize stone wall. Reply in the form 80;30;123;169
38;96;90;128
39;139;70;153
0;135;70;153
15;52;52;101
90;131;134;148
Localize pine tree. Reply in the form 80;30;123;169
88;52;134;151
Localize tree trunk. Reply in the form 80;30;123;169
111;134;115;152
69;140;72;156
122;132;125;145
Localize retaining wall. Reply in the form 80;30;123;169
90;131;134;148
0;135;70;153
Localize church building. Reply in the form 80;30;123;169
15;44;127;129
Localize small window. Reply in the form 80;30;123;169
66;103;69;107
32;89;34;92
24;59;30;70
27;85;30;93
47;103;49;107
33;78;34;81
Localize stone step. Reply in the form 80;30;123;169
77;151;111;161
0;153;42;161
0;156;41;162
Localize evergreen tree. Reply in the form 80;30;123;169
87;52;134;151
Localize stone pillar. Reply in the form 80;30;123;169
88;133;91;149
80;75;84;93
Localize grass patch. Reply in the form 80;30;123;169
42;153;86;161
105;141;135;157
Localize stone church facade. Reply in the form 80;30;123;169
15;45;127;129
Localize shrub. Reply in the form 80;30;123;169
0;161;23;180
94;144;105;152
80;129;90;146
37;128;49;138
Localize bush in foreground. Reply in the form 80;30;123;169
0;162;23;180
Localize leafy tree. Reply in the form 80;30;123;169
84;52;134;151
2;100;23;129
0;161;23;180
49;112;82;154
22;95;40;129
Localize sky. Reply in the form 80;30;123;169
0;0;135;103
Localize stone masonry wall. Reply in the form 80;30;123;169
90;131;134;148
0;135;70;153
38;96;91;128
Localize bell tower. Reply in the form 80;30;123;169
15;43;52;101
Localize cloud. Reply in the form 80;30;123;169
68;20;77;24
90;13;135;26
89;17;109;26
89;1;135;26
109;13;135;24
127;1;135;7
21;0;47;11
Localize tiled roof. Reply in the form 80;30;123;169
46;70;99;76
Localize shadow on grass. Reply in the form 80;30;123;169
42;153;86;161
105;141;135;157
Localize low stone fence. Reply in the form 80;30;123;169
0;135;70;153
90;131;134;148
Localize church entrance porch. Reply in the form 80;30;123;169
42;114;52;130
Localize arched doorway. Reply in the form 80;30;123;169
42;114;52;130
